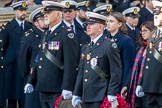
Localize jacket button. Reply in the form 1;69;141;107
87;61;89;64
1;65;3;68
146;66;149;69
1;48;3;51
40;58;43;61
85;79;87;82
76;68;78;71
85;70;88;73
1;57;3;60
39;66;42;69
149;51;152;54
147;58;150;61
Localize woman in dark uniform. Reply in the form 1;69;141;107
106;12;136;89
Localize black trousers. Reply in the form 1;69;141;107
145;93;162;108
135;96;146;108
39;92;60;108
25;91;41;108
82;101;102;108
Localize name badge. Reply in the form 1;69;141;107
90;58;97;66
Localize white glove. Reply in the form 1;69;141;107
71;95;81;107
24;83;34;93
61;90;72;99
107;95;118;108
107;95;117;102
135;85;144;97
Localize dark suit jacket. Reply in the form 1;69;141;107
0;28;5;107
34;23;78;93
73;35;122;102
110;32;136;87
138;7;154;27
2;18;32;98
18;26;43;78
142;29;162;93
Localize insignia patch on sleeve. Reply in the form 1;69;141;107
68;33;74;39
112;43;117;48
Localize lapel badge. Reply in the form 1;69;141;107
149;42;153;49
87;54;91;60
90;58;97;67
158;42;162;52
152;33;156;38
68;33;74;39
81;53;85;59
112;42;117;48
42;43;45;49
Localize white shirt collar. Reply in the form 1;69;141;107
145;6;153;14
63;20;74;27
15;18;24;26
49;21;62;33
126;22;135;30
91;33;103;44
75;17;84;28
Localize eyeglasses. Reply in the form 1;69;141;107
62;9;74;13
36;17;44;21
140;29;149;33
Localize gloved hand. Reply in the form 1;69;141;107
120;87;128;99
107;95;118;108
71;95;81;107
61;90;72;99
24;83;34;93
135;85;144;97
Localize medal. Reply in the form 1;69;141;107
149;43;153;49
90;58;97;66
158;42;162;52
87;54;91;60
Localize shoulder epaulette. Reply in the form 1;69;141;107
1;22;8;30
25;29;33;37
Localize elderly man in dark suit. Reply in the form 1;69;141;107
72;11;122;108
24;1;78;108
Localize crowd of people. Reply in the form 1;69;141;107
0;0;162;108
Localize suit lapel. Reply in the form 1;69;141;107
89;35;104;52
45;23;63;41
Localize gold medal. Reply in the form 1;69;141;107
87;54;91;60
149;43;153;49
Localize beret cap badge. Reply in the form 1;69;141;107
22;2;27;8
133;8;138;15
41;8;44;14
65;2;70;8
106;6;111;13
85;1;89;7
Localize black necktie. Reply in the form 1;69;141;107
82;23;87;31
20;23;24;31
91;41;94;46
71;25;75;33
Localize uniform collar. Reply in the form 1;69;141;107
49;21;62;33
15;18;25;26
126;22;135;30
91;33;103;44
